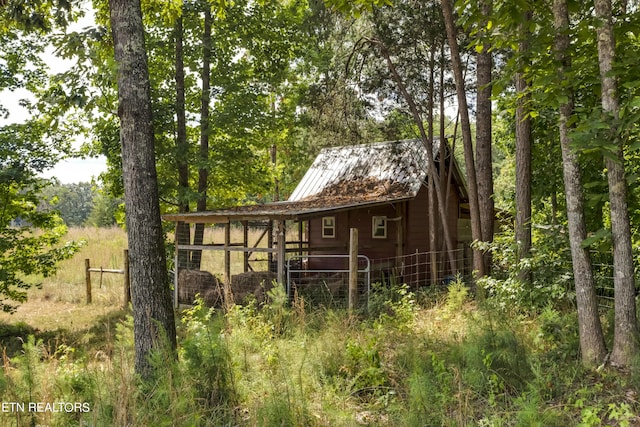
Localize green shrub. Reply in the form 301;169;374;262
403;350;456;426
368;282;417;330
180;299;236;408
475;226;575;313
534;306;580;363
455;314;532;400
445;275;469;313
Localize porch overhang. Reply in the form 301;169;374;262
161;196;414;224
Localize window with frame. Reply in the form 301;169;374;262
372;216;387;239
322;216;336;238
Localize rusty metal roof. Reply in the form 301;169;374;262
162;139;464;224
289;139;435;202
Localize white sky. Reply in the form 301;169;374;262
1;4;108;184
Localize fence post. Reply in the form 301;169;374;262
349;228;358;310
276;220;286;286
85;258;92;304
123;249;130;309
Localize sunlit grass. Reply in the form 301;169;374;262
0;225;271;330
1;227;638;426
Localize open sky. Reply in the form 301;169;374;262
1;3;108;184
1;88;108;184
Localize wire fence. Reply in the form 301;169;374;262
170;224;631;312
286;255;370;308
591;262;613;310
370;248;472;288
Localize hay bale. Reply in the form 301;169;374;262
231;271;277;304
178;269;223;306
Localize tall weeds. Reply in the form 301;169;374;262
1;275;639;425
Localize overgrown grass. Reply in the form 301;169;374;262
0;227;639;426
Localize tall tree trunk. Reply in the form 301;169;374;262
554;0;607;366
175;15;190;269
191;5;213;269
440;0;485;277
109;0;177;379
515;10;532;283
476;0;494;275
594;0;639;367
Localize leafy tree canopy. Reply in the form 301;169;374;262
0;0;84;312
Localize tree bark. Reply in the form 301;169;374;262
175;15;190;269
192;5;213;269
594;0;639;367
476;0;494;275
109;0;177;379
553;0;607;366
440;0;485;277
515;10;532;283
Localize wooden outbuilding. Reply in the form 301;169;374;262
163;139;472;302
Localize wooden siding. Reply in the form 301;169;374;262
405;181;460;254
308;203;403;270
307;174;462;276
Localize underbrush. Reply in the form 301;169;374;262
1;282;639;426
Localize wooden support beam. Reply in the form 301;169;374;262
298;221;304;256
85;258;92;304
268;220;274;267
224;223;231;285
276;220;285;286
243;221;249;273
175;244;276;253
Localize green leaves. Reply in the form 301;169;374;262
0;193;83;312
324;0;393;17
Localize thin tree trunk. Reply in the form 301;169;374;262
554;0;607;366
109;0;177;379
440;0;485;277
594;0;639;367
427;43;438;281
476;0;494;275
192;5;213;269
442;42;457;254
175;15;190;269
375;41;458;274
515;10;532;283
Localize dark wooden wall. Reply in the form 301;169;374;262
305;178;461;273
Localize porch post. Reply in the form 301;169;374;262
224;223;231;285
243;221;249;272
173;222;180;308
276;220;286;286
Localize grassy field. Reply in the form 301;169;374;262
0;225;266;330
0;226;639;426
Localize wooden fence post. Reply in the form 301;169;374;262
276;220;286;286
349;228;358;310
123;249;130;309
85;258;92;304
